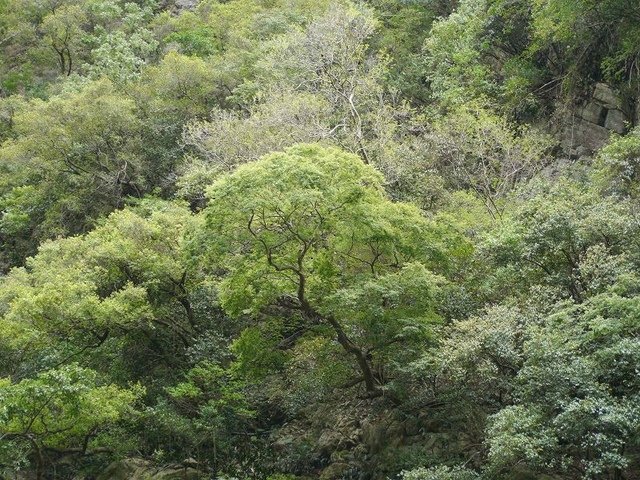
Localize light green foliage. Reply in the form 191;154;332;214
165;360;254;450
132;51;220;193
183;1;445;209
0;0;639;477
426;103;553;216
0;0;159;90
201;144;436;314
84;0;158;82
180;90;331;200
367;0;439;104
401;465;480;480
324;262;443;363
486;280;640;478
155;0;337;105
40;4;87;76
436;305;527;409
484;180;636;301
136;52;216;123
230;326;288;381
594;127;640;198
423;0;497;108
254;2;390;166
198;144;448;394
0;364;142;474
0;199;198;378
422;0;640;117
530;0;640;88
0;79;142;264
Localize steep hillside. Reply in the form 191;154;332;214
1;1;639;479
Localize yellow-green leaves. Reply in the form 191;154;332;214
0;364;142;465
201;144;432;316
0;199;196;363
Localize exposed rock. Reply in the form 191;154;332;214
173;0;199;11
560;116;610;152
320;462;351;480
360;415;406;455
318;429;343;455
96;458;203;480
605;108;627;133
158;0;199;12
579;102;605;125
360;418;387;454
593;82;622;109
558;82;629;155
403;416;421;437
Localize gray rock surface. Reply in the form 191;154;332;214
559;82;629;156
96;458;204;480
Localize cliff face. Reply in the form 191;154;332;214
557;83;632;157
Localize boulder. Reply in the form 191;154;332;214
593;82;622;109
558;82;629;155
605;108;627;134
579;102;605;125
318;429;346;455
96;458;203;480
403;416;421;437
320;462;351;480
560;117;611;152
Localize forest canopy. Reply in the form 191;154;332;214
1;0;640;479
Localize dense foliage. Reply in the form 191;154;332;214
1;0;639;479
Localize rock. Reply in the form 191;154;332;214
331;449;357;463
320;462;351;480
560;117;611;153
593;82;622;109
580;102;605;125
272;433;297;452
318;430;345;455
360;416;407;455
403;416;421;437
574;145;589;159
605;108;627;133
360;419;386;454
97;458;147;480
153;467;203;480
172;0;199;10
558;82;629;156
96;458;203;480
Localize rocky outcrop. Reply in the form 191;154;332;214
268;396;481;480
158;0;199;12
96;458;204;480
559;82;631;157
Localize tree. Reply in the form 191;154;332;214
0;199;200;381
529;0;640;94
0;78;143;267
180;90;331;204
83;0;158;82
0;364;142;480
40;4;87;76
594;127;640;198
255;2;386;165
401;465;480;480
196;144;447;397
485;279;640;479
425;103;553;217
483;179;637;302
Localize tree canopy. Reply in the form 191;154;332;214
1;0;640;478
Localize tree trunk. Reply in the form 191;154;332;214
325;316;381;396
28;436;44;480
